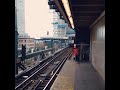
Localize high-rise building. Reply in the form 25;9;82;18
52;11;67;38
66;25;75;36
15;0;27;36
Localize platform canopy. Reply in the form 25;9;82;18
48;0;105;28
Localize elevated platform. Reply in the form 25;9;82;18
50;56;105;90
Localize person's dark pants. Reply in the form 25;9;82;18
76;55;80;62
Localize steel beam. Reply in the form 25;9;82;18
74;20;94;21
15;7;18;74
72;4;104;7
54;0;71;28
73;11;102;13
18;48;53;59
90;10;105;28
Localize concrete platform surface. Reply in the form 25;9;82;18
50;57;105;90
75;63;105;90
50;57;76;90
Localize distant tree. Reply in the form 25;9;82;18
27;48;31;54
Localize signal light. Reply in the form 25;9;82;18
22;45;26;61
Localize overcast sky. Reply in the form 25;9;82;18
25;0;54;39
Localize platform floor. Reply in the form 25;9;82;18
50;56;105;90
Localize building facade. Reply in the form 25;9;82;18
52;11;67;38
34;39;45;49
66;26;75;36
18;37;35;49
15;0;27;36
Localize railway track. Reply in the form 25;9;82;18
15;47;71;90
15;48;66;86
33;52;72;90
